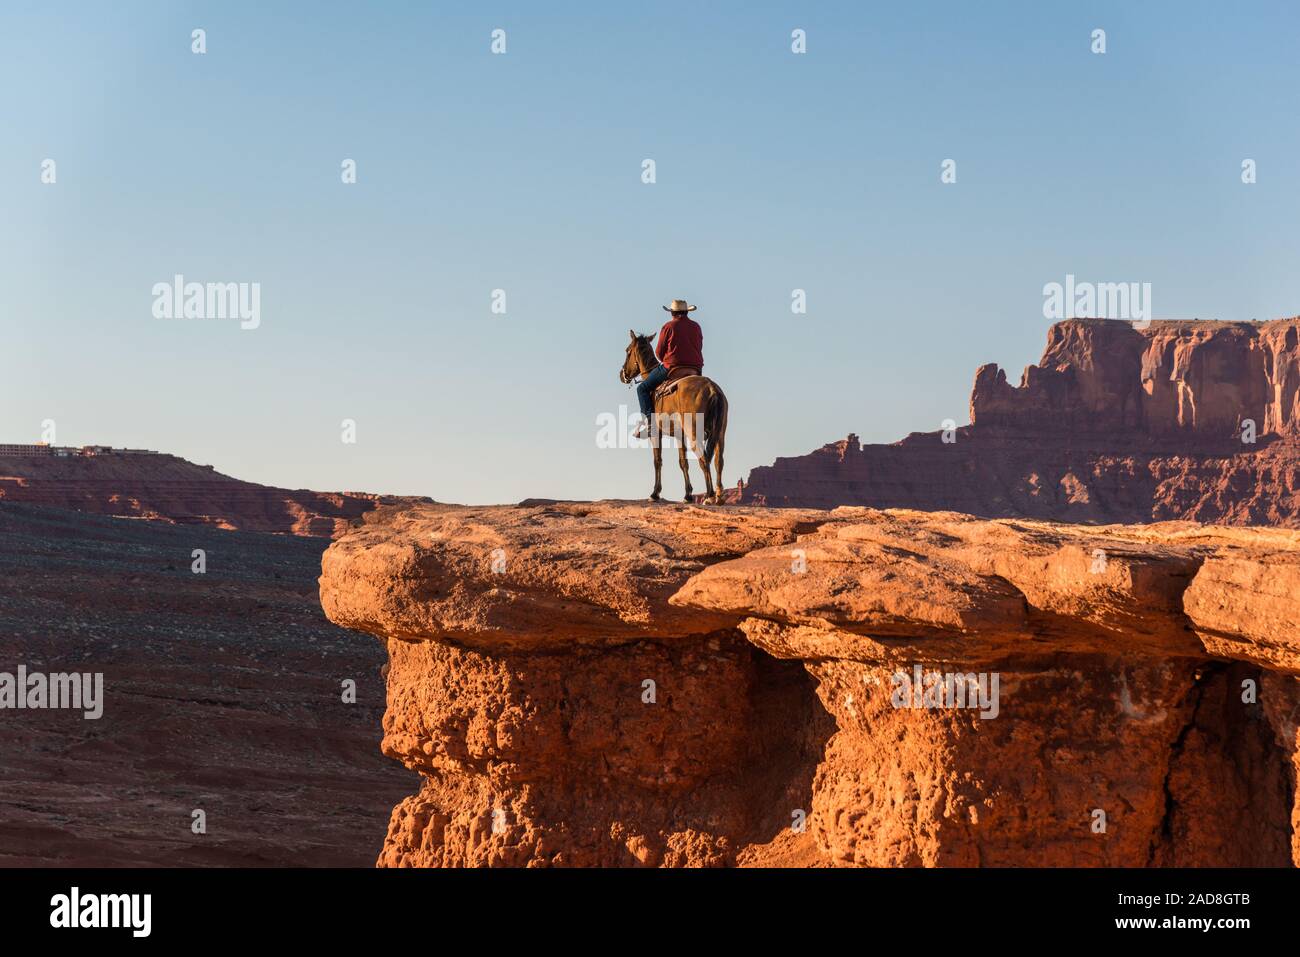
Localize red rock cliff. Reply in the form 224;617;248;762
0;451;419;536
740;318;1300;524
320;500;1300;867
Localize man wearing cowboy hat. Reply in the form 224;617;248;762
634;299;706;438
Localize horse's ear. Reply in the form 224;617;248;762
629;329;636;339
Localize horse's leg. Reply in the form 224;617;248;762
649;413;663;501
686;409;714;504
705;395;728;504
676;417;693;503
711;429;725;504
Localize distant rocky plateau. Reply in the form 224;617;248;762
0;448;424;536
739;318;1300;524
320;500;1300;867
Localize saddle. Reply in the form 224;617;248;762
652;366;702;402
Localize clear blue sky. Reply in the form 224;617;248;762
4;1;1299;503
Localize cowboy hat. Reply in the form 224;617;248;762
662;299;698;313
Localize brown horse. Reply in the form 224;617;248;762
619;330;728;504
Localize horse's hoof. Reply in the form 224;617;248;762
649;493;661;502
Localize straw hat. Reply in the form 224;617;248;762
662;299;698;313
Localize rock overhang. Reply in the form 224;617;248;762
319;499;1300;867
322;500;1300;671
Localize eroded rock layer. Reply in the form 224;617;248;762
739;318;1300;525
0;452;420;536
320;501;1300;867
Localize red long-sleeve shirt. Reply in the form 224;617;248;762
656;316;704;371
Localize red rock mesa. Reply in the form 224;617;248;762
738;318;1300;524
0;445;417;536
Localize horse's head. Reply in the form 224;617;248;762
619;329;654;383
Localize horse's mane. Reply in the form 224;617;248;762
635;335;656;370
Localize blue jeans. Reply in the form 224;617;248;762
636;364;667;418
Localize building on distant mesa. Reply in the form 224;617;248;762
0;444;161;458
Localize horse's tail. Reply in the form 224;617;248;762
703;386;728;461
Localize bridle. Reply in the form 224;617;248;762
621;337;657;386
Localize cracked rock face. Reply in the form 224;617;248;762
320;501;1300;866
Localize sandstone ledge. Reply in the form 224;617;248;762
320;500;1300;867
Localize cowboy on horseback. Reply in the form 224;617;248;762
618;298;728;504
632;299;704;439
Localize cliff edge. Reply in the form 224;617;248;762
320;500;1300;867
